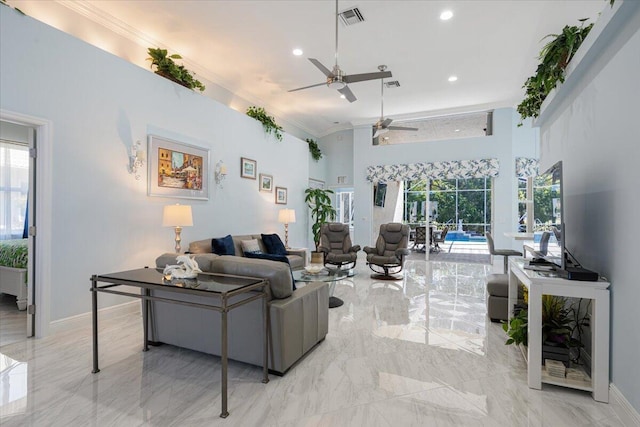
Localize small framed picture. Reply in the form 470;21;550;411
241;157;257;179
275;187;287;204
259;173;273;192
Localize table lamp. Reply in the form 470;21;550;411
162;204;193;252
278;208;296;248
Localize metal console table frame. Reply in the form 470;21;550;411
90;267;271;418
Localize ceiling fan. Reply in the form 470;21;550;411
288;0;392;102
372;65;418;140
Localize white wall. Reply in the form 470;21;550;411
0;9;310;322
537;1;640;412
319;129;354;188
352;108;536;249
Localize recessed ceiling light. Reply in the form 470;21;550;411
448;75;458;82
454;129;460;132
292;48;303;56
440;10;453;21
340;94;346;99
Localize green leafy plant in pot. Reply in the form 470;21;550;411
147;48;205;92
304;188;336;263
246;106;284;141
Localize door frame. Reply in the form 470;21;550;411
1;109;53;338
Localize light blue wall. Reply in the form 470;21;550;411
538;1;640;412
0;9;310;321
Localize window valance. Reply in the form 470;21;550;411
515;157;539;178
366;158;499;183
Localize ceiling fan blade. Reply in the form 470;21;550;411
343;70;392;84
388;126;419;131
288;82;327;92
308;58;334;78
381;118;393;128
338;85;357;103
373;127;389;139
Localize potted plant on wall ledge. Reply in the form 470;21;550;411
304;188;336;264
516;18;594;126
246;106;284;141
306;138;323;161
147;48;206;92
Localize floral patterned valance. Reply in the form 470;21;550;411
366;158;499;182
515;157;539;178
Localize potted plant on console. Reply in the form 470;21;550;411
304;188;336;264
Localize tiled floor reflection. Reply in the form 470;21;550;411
0;257;633;426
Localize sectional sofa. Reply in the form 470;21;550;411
153;234;328;374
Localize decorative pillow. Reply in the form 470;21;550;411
261;233;287;256
211;234;235;256
244;252;296;291
241;239;262;255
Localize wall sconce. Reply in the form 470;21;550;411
278;208;296;248
215;160;228;187
129;140;146;180
162;204;193;253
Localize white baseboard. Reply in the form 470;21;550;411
610;384;640;426
49;301;141;336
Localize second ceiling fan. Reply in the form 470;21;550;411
288;0;391;102
373;65;418;139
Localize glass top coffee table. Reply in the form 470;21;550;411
293;268;349;308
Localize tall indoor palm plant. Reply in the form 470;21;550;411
304;188;336;252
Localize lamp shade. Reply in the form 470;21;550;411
162;204;193;227
278;208;296;224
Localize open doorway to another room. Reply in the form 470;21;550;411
0;120;35;346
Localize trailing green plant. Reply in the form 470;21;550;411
146;48;205;92
503;307;528;346
0;0;25;14
517;19;593;125
304;188;336;251
246;106;283;141
306;138;323;161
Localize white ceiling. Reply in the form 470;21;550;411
10;0;606;137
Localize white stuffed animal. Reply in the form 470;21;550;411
163;255;202;279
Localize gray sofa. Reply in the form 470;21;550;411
188;234;307;270
154;238;327;375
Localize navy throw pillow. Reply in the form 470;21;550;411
244;251;296;291
261;233;287;256
211;235;235;256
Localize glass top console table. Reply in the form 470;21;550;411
90;267;270;418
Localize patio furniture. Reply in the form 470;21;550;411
413;226;427;252
486;232;522;273
432;226;449;252
364;223;410;280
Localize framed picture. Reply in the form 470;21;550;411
275;187;287;204
308;178;325;189
148;135;209;200
241;157;257;179
259;173;273;192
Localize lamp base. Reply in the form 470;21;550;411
174;226;182;253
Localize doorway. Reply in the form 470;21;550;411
0;120;35;344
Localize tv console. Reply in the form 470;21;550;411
508;257;610;402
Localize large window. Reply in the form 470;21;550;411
0;141;29;240
517;175;559;232
429;178;492;235
403;180;427;226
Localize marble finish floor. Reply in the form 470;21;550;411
0;259;635;426
0;293;27;347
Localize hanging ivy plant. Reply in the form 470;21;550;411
306;138;323;161
147;48;205;92
246;106;283;141
516;19;593;125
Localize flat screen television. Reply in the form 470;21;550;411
534;161;565;270
373;183;387;207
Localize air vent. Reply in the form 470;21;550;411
339;7;365;26
385;81;400;88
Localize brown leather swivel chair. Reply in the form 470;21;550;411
318;223;360;271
